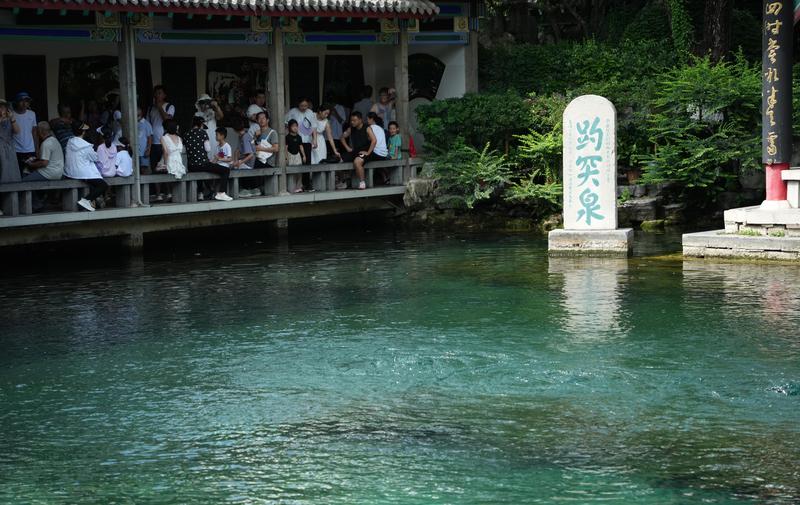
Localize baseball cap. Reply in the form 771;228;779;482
14;92;31;102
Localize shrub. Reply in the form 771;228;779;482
641;54;761;198
426;141;512;209
414;91;531;153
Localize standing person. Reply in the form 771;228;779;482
147;85;175;201
137;105;153;175
340;111;372;190
370;87;396;128
195;94;224;146
246;89;268;137
353;85;373;119
285;119;306;193
147;85;175;170
12;92;37;176
95;126;118;178
311;104;340;164
160;119;186;181
65;122;107;212
49;104;74;151
0;98;21;184
81;100;102;131
253;111;279;168
387;121;402;160
284;97;315;165
184;115;232;202
327;98;349;155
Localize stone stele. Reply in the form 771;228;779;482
549;95;632;256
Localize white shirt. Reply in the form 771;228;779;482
284;108;316;144
13;109;36;153
148;102;175;145
370;124;388;158
214;142;232;168
115;150;133;177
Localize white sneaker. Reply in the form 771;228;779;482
214;192;233;201
77;198;95;212
155;193;164;202
335;182;347;190
197;192;204;201
249;188;262;197
358;181;366;190
239;189;252;198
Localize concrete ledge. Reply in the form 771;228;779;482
548;228;633;257
683;230;800;260
724;205;800;226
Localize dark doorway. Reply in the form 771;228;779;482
58;56;152;126
323;55;364;108
3;55;48;120
288;57;319;109
161;57;197;131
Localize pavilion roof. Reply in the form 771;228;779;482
0;0;440;18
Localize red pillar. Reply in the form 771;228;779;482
765;162;789;201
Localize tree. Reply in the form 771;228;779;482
702;0;733;61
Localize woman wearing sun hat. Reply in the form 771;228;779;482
195;93;224;146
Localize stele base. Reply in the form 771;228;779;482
548;228;634;257
682;204;800;261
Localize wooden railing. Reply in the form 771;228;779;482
0;158;422;218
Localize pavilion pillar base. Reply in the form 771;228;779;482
548;228;633;257
682;205;800;261
121;232;144;254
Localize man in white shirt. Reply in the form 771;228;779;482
284;98;316;185
12;91;38;176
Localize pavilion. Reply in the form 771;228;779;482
0;0;479;194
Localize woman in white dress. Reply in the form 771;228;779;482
159;119;186;179
311;105;340;164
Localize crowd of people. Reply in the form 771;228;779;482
0;84;407;213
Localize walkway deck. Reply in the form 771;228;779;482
0;158;422;248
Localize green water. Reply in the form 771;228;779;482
1;230;798;504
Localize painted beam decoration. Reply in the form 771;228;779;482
762;0;793;164
562;95;618;230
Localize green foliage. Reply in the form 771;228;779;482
479;40;677;96
666;0;693;56
622;2;671;43
503;177;562;213
641;54;760;197
415;91;530;153
428;141;513;209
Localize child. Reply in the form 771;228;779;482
212;126;232;167
387;121;402;160
115;137;133;177
286;119;306;193
96;126;118;178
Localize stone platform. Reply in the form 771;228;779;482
682;205;800;261
683;230;800;260
548;229;634;257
